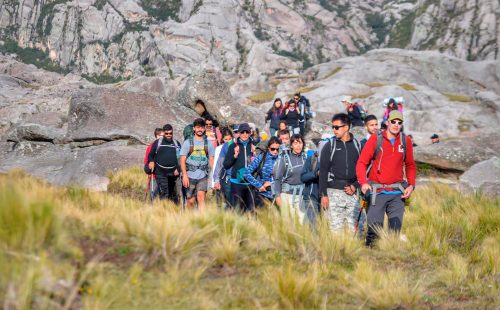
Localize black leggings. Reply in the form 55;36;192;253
230;183;255;212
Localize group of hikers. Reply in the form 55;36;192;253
143;96;416;246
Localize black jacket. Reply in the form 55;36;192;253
148;138;181;173
223;138;254;179
281;108;302;127
347;105;364;127
319;135;360;196
266;108;282;130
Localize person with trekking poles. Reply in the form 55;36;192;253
223;123;256;212
180;118;215;210
273;134;307;223
147;124;181;203
265;98;284;137
319;113;362;232
244;136;281;208
143;127;164;201
356;110;416;247
281;99;303;135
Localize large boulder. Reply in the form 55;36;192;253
414;133;500;171
176;71;259;125
68;88;197;143
0;141;145;191
459;157;500;197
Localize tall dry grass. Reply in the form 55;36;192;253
0;170;498;308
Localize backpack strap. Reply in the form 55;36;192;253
252;152;267;178
353;138;361;155
155;136;163;155
400;132;406;162
329;138;337;162
187;137;195;158
203;136;209;157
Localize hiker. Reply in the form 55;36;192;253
430;133;439;144
244;136;281;208
360;115;379;149
281;99;303;135
223;123;256;212
276;120;288;136
294;93;310;136
148;124;181;203
249;123;261;146
408;134;418;147
180;118;215;210
274;134;307;223
143;127;164;200
319;113;361;232
301;146;320;228
356;110;416;247
381;98;403;129
204;115;222;148
277;129;291;150
211;127;234;208
342;96;364;127
265;98;284;137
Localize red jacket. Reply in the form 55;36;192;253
144;143;153;165
356;131;416;187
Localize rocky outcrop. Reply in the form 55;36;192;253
67;88;197;143
413;134;500;172
176;71;259;125
1;0;498;91
293;49;500;143
459;157;500;197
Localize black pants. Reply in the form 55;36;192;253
231;183;255;212
365;194;405;247
155;169;179;203
254;192;272;209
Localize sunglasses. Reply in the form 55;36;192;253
390;120;403;125
269;147;279;151
332;124;346;130
240;131;250;134
164;132;173;135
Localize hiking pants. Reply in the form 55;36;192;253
281;192;305;224
365;194;405;247
231;183;255;212
221;177;232;208
301;196;320;229
155;171;179;204
270;127;277;137
325;188;359;232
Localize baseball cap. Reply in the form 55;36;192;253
387;110;403;122
232;124;239;132
238;123;251;133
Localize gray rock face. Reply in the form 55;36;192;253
67;88;197;143
1;0;498;89
176;71;259;125
460;157;500;197
414;134;500;172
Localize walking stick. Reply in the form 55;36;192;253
144;174;151;202
354;190;370;237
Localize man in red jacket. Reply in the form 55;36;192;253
356;110;416;246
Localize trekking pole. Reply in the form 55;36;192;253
354;190;370;237
144;174;151;202
150;174;155;207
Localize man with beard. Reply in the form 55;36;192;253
180;118;215;210
148;124;181;203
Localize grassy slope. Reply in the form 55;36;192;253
0;168;499;309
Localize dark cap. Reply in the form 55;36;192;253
238;123;251;133
430;134;439;139
232;124;239;132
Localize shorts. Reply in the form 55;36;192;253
185;177;208;198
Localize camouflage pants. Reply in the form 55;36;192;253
325;188;359;232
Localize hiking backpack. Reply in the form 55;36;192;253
183;124;194;141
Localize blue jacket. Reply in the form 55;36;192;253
244;151;278;198
301;150;319;202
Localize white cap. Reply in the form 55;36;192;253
341;96;352;103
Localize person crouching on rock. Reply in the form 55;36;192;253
148;124;181;203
